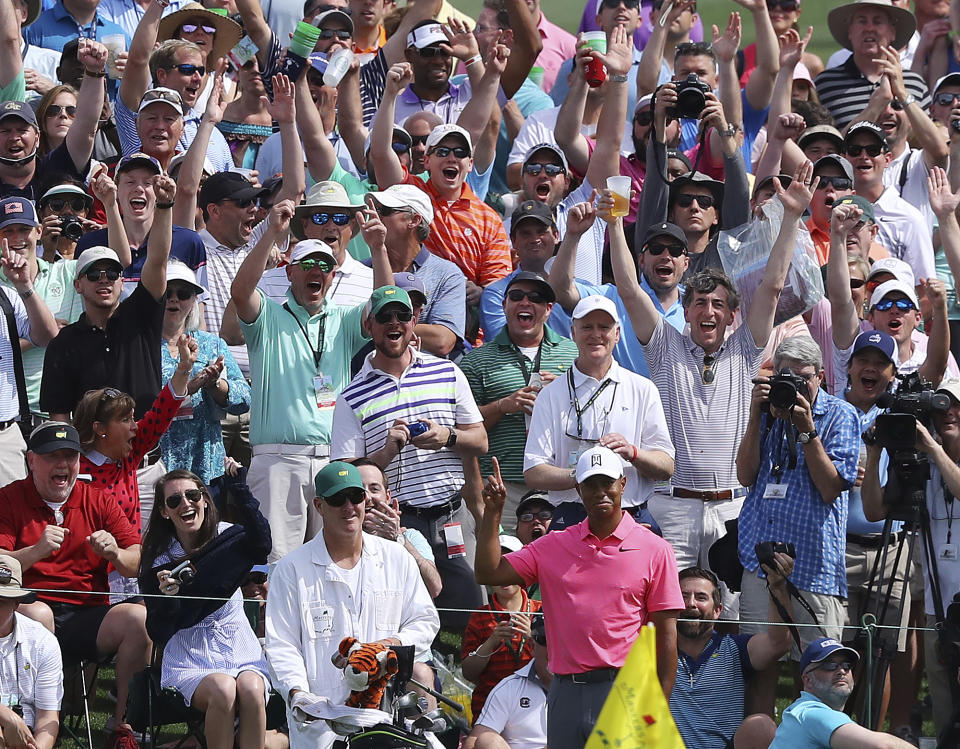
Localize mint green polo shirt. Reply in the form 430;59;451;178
240;289;367;446
1;258;82;412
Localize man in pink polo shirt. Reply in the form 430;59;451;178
527;0;576;93
475;446;683;749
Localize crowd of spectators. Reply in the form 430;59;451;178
0;0;959;747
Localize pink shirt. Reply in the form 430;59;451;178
535;12;577;94
505;512;683;675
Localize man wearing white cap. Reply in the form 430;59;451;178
477;445;683;749
35;183;95;261
524;294;674;531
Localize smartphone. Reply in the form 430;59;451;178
528;372;542;391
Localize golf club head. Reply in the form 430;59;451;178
412;708;448;733
394;691;424;721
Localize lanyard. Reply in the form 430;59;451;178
514;341;543;385
943;479;956;545
568;368;613;438
283;303;326;370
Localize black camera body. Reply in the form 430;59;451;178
672;74;711;119
871;372;951;453
768;369;809;411
59;215;84;243
169;558;196;585
755;541;796;569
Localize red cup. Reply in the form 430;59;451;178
585;57;607;88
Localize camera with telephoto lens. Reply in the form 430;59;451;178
869;372;951;453
672;74;711;119
169;558;196;585
767;369;809;411
59;215;84;243
755;541;796;569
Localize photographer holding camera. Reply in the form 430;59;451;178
36;182;97;262
862;380;960;740
736;336;861;713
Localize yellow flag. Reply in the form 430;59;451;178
585;623;686;748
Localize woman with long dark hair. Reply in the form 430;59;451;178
139;468;272;749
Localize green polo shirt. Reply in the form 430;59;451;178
1;258;82;412
460;325;577;482
240;289;367;446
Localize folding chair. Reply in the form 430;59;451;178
58;657;101;749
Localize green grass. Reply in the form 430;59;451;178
453;0;839;68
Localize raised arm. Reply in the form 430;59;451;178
0;243;58;346
637;0;696;96
746;161;817;348
296;75;337;182
457;39;509;174
500;0;542;97
369;63;413;189
233;0;273;70
336;54;369;172
67;40;108;172
546;200;596;313
712;12;744;138
266;74;306;204
917;277;950;386
380;0;442;66
737;0;780;111
826;202;864;351
0;0;22;89
141;175;175;300
120;0;164;112
89;167;132;267
554;46;591;177
232;201;294;323
633;83;675;247
584;24;632;189
474;460;526;587
444;19;485;89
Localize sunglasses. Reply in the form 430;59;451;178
318;29;352;40
142;89;182;107
374;308;414;324
518;510;553;522
811;660;854;674
377;205;411;217
166;286;195;300
844;143;883;157
392;141;411;154
46;104;77;118
164;488;204;509
293;257;335;272
167;63;206;76
310;211;351;226
227;197;256;209
180;23;217;34
44;197;88;212
522;163;565;177
100;387;122;402
816;175;852;190
600;0;640;8
410;134;428;146
324;488;366;507
766;0;799;10
935;91;960;106
506;288;549;304
645;242;686;257
85;268;121;282
849;278;866;289
701;353;716;385
634;111;653;127
429;146;470;159
676;193;716;209
874;297;916;312
245;571;268;585
417;46;451;58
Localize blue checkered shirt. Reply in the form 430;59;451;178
738;390;860;596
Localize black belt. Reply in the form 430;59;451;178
0;419;16;431
847;532;904;549
400;497;462;519
556;667;620;684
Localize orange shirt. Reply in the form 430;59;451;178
806;218;890;266
402;173;513;286
352;25;387;55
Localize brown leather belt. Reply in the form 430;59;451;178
671;487;747;501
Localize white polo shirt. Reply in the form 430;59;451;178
0;613;63;729
523;360;674;508
474;661;548;749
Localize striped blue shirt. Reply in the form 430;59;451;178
738;390;860;596
331;349;483;507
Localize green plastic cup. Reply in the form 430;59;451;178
289;21;323;58
529;66;545;86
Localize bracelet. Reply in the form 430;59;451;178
608;73;629;83
631;444;638;462
464;54;482;68
17;287;34;299
156;201;175;209
84;69;106;78
497;398;504;414
899;94;916;108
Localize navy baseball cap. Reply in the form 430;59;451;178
799;638;860;674
850;330;898;369
0;100;38;129
642;222;686;249
393;272;427;305
0;198;39;229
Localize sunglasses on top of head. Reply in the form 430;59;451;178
323;488;366;507
165;488;204;509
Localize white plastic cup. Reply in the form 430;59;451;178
102;34;126;80
323;47;354;87
606;175;631;217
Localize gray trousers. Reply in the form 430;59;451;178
546;676;615;749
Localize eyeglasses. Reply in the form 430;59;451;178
600;0;640;9
377;205;411;217
634;111;653;127
46;105;77;118
165;286;195;300
180;23;217;34
429;146;470;159
292;257;335;272
310;211;351;226
84;268;121;282
318;29;352;40
392;141;411;154
506;288;549;304
417;46;451;58
701;354;716;384
844;143;883;158
676;193;716;209
815;175;852;190
874;297;917;312
167;63;206;77
523;163;565;177
164;488;204;509
518;510;553;522
645;242;686;257
323;488;366;507
766;0;799;10
811;660;854;674
935;91;960;106
373;308;414;324
849;278;866;290
410;134;428;147
44;197;88;212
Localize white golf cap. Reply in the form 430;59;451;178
407;22;446;49
866;257;915;287
575;446;624;484
76;247;123;279
289;239;337;265
424;123;472;154
166;260;207;295
869;279;920;310
499;534;523;553
572;295;620;325
367;184;435;225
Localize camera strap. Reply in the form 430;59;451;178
767;579;822;652
0;290;29;424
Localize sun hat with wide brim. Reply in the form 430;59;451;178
157;3;243;66
828;0;916;52
23;0;41;26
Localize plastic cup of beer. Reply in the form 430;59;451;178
607;176;631;217
581;32;607;88
103;34;126;80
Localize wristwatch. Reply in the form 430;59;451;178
798;429;819;444
444;428;458;449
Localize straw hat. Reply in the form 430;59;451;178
157;3;242;66
827;0;916;51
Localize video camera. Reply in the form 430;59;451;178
869;372;950;453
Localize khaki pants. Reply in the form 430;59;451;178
843;538;911;651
